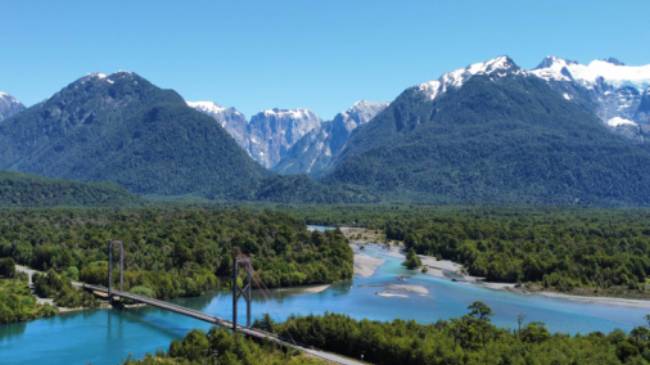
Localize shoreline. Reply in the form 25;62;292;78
341;226;650;309
274;284;332;294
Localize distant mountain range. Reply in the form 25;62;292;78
0;72;372;203
3;55;650;205
273;100;388;176
187;100;387;173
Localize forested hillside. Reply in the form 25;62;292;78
0;72;270;199
0;72;375;203
326;74;650;205
0;171;138;207
0;208;353;298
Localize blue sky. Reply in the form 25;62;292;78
2;0;650;119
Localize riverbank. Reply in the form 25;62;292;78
341;226;650;309
274;284;332;294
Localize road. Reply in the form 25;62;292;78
85;284;369;365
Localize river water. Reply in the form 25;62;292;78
1;235;648;364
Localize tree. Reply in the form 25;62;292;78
467;301;492;321
0;257;16;278
253;313;276;332
403;248;422;270
520;322;550;343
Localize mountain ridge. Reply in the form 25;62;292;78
0;72;269;198
273;100;388;176
324;58;650;205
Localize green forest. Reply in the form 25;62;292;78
124;327;325;365
0;208;353;299
0;171;138;207
382;209;650;296
131;301;650;365
271;303;650;365
0;258;57;324
282;205;650;296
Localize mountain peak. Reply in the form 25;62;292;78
418;55;522;100
0;91;17;101
186;100;227;115
470;55;518;73
0;91;25;121
78;71;139;85
348;100;389;113
340;100;389;126
602;57;625;66
535;56;578;70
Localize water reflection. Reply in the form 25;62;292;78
0;321;26;342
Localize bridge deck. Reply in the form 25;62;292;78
83;284;367;365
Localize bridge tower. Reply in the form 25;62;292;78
232;253;253;331
107;240;124;295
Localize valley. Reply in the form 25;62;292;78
2;41;650;365
2;217;650;364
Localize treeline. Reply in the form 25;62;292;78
124;327;325;365
0;208;353;299
272;303;650;365
0;258;56;324
0;171;139;207
382;209;650;295
279;205;650;295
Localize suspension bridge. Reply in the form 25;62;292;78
81;240;367;365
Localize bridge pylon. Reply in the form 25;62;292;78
232;253;253;331
107;240;124;296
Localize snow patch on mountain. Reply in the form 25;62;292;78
414;55;650;143
248;108;321;168
419;56;523;100
607;116;637;127
338;100;390;130
530;56;650;142
187;100;227;115
261;108;316;121
533;57;650;90
186;100;248;148
273;100;388;175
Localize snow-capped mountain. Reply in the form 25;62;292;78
186;101;248;147
191;55;650;176
531;57;650;141
273;100;388;175
418;56;524;101
323;55;650;205
415;55;650;142
0;92;25;121
247;108;321;168
189;103;322;168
